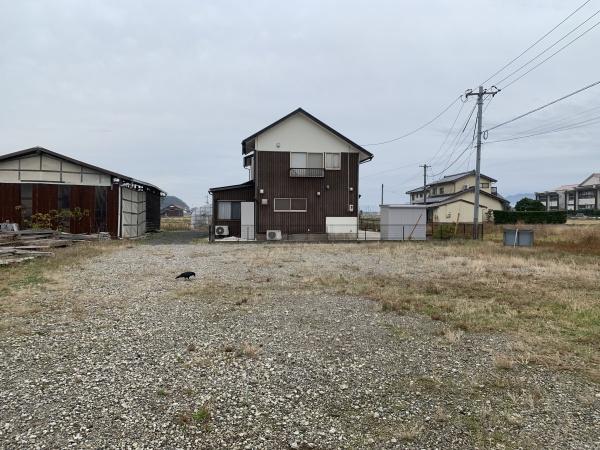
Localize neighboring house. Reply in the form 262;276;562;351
209;108;374;239
406;170;509;223
535;173;600;211
161;204;185;217
0;147;164;237
160;195;190;215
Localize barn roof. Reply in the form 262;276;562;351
0;146;165;193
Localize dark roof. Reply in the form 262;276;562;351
209;180;254;193
406;170;497;194
425;186;510;208
160;195;190;210
0;146;165;193
241;108;374;163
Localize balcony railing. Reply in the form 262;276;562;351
289;168;324;178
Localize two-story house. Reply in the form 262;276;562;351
406;171;509;223
535;173;600;211
209;108;373;239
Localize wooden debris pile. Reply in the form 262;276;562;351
0;228;109;266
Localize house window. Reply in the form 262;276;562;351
218;201;241;220
432;187;437;195
439;187;444;194
567;192;575;201
290;152;323;169
324;153;341;170
274;198;307;212
481;182;490;188
579;190;595;199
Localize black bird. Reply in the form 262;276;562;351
176;271;196;280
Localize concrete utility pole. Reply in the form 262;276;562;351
381;184;384;206
420;164;431;204
464;85;499;240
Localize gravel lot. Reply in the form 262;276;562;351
0;239;598;449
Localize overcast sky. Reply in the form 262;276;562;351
1;0;598;208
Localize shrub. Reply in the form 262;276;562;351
514;197;545;211
493;210;566;224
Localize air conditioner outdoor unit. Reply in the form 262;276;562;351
266;230;282;241
215;225;229;237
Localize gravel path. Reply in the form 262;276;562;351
0;241;598;449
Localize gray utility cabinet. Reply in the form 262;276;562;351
380;205;427;241
503;228;534;247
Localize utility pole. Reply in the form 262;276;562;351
464;85;499;240
381;184;384;206
419;164;431;204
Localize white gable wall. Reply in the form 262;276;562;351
255;113;360;156
0;153;111;186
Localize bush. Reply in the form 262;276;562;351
572;209;600;217
493;210;567;224
515;197;545;211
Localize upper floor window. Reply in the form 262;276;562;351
439;187;444;194
481;182;490;188
324;153;341;170
291;152;323;169
579;190;595;199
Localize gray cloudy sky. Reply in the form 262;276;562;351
1;0;598;208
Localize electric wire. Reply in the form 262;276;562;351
361;95;463;146
499;19;600;90
485;80;600;132
429;117;478;179
425;99;468;165
480;0;592;85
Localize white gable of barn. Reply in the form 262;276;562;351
0;152;112;186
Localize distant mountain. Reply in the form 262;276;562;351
504;193;535;206
160;195;190;210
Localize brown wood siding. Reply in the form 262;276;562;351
107;185;119;237
212;186;254;238
255;151;358;234
0;183;21;224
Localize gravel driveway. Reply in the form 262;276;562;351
0;241;598;449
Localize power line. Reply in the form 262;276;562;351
485;79;600;133
431;102;478;172
485;114;600;143
430;115;478;179
361;95;463;146
361;161;423;179
481;0;592;85
500;103;600;135
426;99;468;165
500;17;600;89
492;7;600;88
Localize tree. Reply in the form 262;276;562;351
514;197;545;212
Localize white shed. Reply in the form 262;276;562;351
380;204;427;241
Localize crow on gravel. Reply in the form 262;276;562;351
176;271;196;280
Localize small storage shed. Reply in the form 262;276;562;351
0;147;164;238
380;204;427;240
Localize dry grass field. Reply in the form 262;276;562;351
160;216;192;231
0;225;598;448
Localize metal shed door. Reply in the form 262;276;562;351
241;202;255;240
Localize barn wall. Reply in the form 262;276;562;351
0;183;21;224
121;187;147;238
146;191;161;232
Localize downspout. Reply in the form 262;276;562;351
117;183;122;238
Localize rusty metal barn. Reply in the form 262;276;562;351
0;147;164;238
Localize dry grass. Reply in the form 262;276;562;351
161;216;191;231
0;240;127;328
493;354;515;370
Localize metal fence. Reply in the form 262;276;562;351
209;222;489;242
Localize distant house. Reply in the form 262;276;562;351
535;173;600;211
0;147;164;237
209;108;373;239
406;170;509;223
161;204;185;217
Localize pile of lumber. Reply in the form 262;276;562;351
0;228;109;266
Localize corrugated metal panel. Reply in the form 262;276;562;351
0;183;21;224
33;184;58;214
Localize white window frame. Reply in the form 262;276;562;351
324;152;341;170
290;152;324;169
273;198;307;212
217;201;241;220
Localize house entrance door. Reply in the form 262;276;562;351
241;202;255;240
